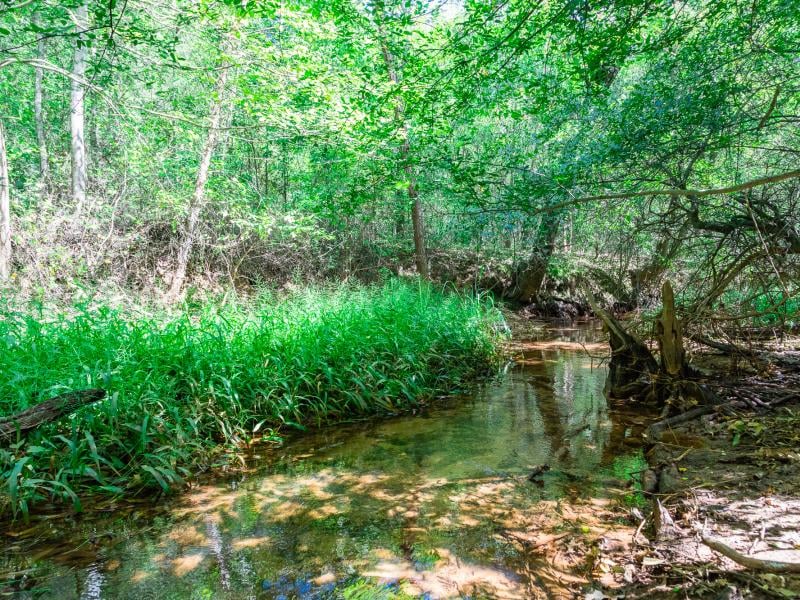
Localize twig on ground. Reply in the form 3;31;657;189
702;536;800;573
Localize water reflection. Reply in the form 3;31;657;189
2;323;650;599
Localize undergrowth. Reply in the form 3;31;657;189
0;281;503;518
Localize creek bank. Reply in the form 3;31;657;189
518;296;592;321
511;308;800;598
606;341;800;598
617;400;800;599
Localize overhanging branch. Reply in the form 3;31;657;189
552;168;800;210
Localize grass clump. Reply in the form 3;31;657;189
340;578;417;599
0;281;503;518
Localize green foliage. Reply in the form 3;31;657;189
608;451;648;508
0;0;797;512
340;578;416;600
410;543;440;570
1;0;798;314
728;418;765;447
0;281;502;518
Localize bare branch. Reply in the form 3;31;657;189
702;537;800;574
560;169;800;208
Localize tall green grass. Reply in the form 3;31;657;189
0;281;502;518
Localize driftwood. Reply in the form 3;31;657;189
582;284;658;399
702;537;800;573
646;403;721;439
688;334;757;357
653;499;681;540
585;280;719;408
527;464;551;482
0;389;106;440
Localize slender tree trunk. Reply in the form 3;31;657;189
281;149;288;208
408;175;427;278
34;14;50;198
168;37;232;299
376;18;428;279
70;1;89;216
0;120;10;281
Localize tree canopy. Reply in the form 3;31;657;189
0;0;797;323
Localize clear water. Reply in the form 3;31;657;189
1;323;650;599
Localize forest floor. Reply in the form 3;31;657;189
600;340;800;598
629;400;800;599
639;338;800;598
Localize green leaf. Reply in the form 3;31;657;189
8;457;31;505
141;465;170;492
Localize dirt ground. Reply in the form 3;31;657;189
619;401;800;599
603;339;800;599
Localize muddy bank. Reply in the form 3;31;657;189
608;338;800;600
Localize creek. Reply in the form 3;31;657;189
2;323;655;599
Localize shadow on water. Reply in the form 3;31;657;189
1;321;657;599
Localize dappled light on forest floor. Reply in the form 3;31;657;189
630;405;800;597
0;325;657;599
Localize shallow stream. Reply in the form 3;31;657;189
2;323;654;599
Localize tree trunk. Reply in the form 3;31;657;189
376;16;428;279
509;211;561;302
509;253;549;303
281;150;288;207
583;285;659;399
70;1;89;216
655;281;685;376
34;13;50;198
167;36;233;300
408;164;428;279
0;119;10;281
628;229;685;307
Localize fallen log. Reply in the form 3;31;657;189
646;403;720;439
0;389;106;440
702;537;800;574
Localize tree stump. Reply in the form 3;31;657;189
655;281;685;376
584;280;716;409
